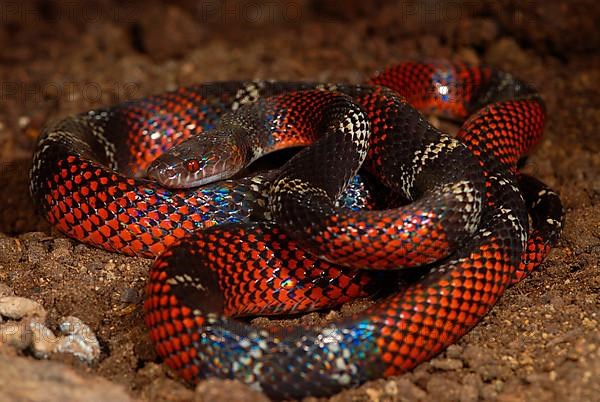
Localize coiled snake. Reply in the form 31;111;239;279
30;60;563;399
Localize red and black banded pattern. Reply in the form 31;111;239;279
30;60;564;399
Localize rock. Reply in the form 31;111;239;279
364;387;382;401
463;345;486;366
477;362;513;382
459;383;480;402
460;373;483;402
385;378;427;401
0;354;133;402
51;238;73;260
430;357;464;371
0;296;47;321
20;234;51;264
55;316;101;363
426;377;462;402
383;379;399;396
480;381;503;400
120;287;140;304
445;344;464;359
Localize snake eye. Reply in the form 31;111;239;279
185;159;201;172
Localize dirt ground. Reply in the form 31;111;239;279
0;1;598;401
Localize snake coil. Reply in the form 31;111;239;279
30;60;563;399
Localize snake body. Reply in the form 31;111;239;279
30;61;563;399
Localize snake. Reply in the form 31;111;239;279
29;60;563;399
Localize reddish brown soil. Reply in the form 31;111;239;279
0;1;598;401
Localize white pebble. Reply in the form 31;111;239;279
18;116;30;128
55;316;101;363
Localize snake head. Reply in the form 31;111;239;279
147;131;249;188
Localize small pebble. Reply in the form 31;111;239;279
18;116;30;128
30;320;58;358
460;373;483;402
120;287;140;304
365;387;381;401
445;344;464;359
103;260;116;271
136;362;164;382
55;316;101;363
480;381;502;400
426;377;462;402
383;380;398;395
459;382;479;402
430;357;464;371
478;362;513;382
0;296;47;321
462;345;488;368
51;238;73;259
52;238;73;249
391;378;427;400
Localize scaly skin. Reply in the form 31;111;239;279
30;60;564;399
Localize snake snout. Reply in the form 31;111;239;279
147;158;182;188
147;131;251;189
